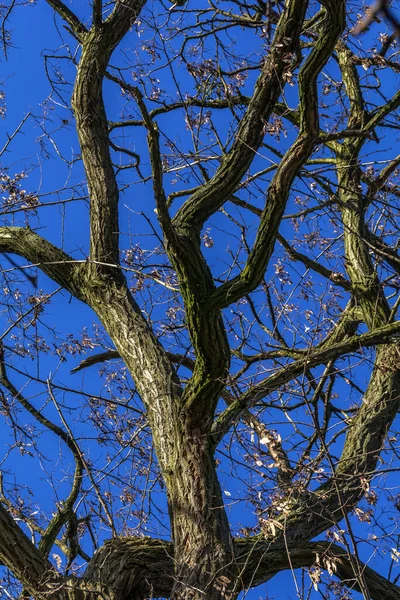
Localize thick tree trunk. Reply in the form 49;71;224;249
92;289;235;599
70;16;236;597
81;278;234;599
166;421;235;600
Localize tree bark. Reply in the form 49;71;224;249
3;1;400;599
165;420;235;600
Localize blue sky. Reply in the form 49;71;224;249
2;1;400;599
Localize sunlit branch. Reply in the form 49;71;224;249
172;0;309;233
204;0;345;311
0;227;88;300
85;535;400;599
212;319;400;440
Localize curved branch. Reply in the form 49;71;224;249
235;539;400;599
0;501;51;594
45;0;87;40
71;0;147;269
212;318;400;440
85;537;174;599
0;227;87;300
0;500;111;599
85;535;400;600
204;0;346;311
0;344;84;560
103;0;146;44
172;0;309;234
71;349;194;374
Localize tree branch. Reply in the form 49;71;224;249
85;535;400;600
71;349;195;374
0;344;84;560
45;0;87;40
235;539;400;599
172;0;309;234
212;319;400;440
204;0;346;311
0;501;51;595
0;498;116;599
0;227;87;300
277;234;352;291
70;0;148;269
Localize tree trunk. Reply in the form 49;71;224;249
166;421;236;600
81;278;234;599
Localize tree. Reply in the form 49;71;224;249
1;0;400;598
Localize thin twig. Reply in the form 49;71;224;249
0;112;31;157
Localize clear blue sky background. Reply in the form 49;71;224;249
1;1;400;598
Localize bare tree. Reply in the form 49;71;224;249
1;0;400;598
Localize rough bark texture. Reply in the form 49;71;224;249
2;0;400;599
165;422;235;599
85;537;400;600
